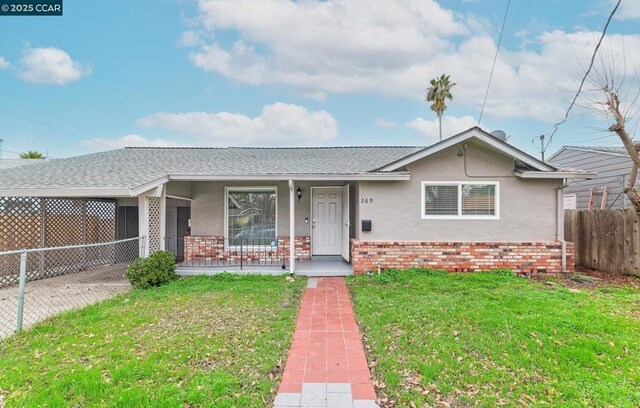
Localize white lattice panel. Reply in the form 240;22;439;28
148;197;161;253
563;194;577;210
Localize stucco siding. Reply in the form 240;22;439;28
357;142;561;241
190;180;354;237
166;181;193;198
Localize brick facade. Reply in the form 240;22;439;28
350;240;574;275
184;235;310;263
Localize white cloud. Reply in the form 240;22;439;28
136;102;338;146
79;134;184;152
374;118;396;128
18;47;92;85
0;56;9;69
185;0;640;123
406;115;477;139
616;0;640;20
178;30;201;47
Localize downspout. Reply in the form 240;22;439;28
556;179;569;272
289;180;296;275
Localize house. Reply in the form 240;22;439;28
0;127;595;275
549;146;633;210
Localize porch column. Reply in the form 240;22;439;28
289;180;296;274
137;184;165;257
159;185;167;251
138;196;149;257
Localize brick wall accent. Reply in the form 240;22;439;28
350;240;575;275
184;235;310;263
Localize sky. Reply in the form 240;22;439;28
0;0;639;160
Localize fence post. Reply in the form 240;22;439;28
16;251;27;333
138;236;145;258
39;198;46;278
622;174;627;209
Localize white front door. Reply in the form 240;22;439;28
312;188;343;255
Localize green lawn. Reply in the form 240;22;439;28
0;274;305;408
347;269;640;407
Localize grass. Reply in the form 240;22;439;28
0;274;305;408
347;269;640;407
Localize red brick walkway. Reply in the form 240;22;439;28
275;277;377;408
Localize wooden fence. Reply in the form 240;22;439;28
564;209;640;276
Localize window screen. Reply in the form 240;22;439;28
424;185;458;215
461;184;496;215
227;189;277;246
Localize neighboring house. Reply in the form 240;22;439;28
549;146;634;210
0;127;594;275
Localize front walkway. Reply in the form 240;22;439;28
275;277;378;408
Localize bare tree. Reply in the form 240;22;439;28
583;46;640;211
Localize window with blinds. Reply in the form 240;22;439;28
424;185;458;215
422;182;499;219
462;184;496;215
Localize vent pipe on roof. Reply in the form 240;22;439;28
490;130;507;141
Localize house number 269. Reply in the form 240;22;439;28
361;198;374;204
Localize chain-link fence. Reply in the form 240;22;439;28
0;236;144;339
564;175;631;210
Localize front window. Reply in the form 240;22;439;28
422;182;498;219
226;187;277;246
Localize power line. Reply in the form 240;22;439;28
0;104;116;151
478;0;511;126
570;134;619;143
542;0;622;151
0;149;61;159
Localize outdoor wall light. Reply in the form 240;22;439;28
457;146;464;157
297;187;302;202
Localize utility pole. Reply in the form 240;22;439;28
532;135;547;162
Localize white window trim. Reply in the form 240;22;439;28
224;186;278;250
421;181;500;220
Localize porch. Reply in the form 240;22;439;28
157;179;357;276
175;257;353;277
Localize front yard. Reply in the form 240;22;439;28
0;275;305;407
347;269;640;407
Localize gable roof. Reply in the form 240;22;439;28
377;126;557;172
548;145;628;162
0;127;596;197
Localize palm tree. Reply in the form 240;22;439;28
425;74;456;141
19;150;45;159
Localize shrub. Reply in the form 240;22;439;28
126;250;177;289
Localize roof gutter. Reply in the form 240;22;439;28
167;172;411;181
0;172;410;198
0;188;133;198
515;171;597;179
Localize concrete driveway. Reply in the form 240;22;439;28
0;264;130;339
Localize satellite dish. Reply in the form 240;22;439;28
490;130;507;141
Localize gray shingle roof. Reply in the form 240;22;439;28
565;146;627;155
0;146;423;190
0;159;46;170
